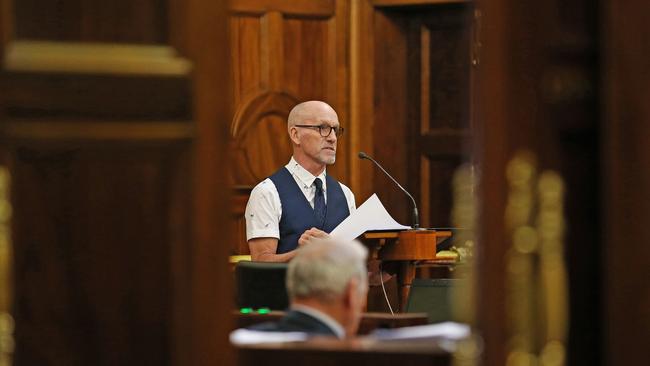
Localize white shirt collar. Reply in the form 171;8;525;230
285;157;327;190
290;304;346;339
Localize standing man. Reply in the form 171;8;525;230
245;101;356;262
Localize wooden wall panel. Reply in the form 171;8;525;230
371;3;471;227
425;11;470;130
372;9;410;223
1;0;233;364
348;0;376;203
11;147;179;365
231;16;262;108
283;19;332;100
416;4;471;228
229;7;346;186
229;0;349;253
603;1;650;365
3;71;190;120
14;0;168;43
421;157;460;227
476;0;601;365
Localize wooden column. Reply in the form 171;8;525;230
0;0;233;364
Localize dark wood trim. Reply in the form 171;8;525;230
0;0;13;49
474;0;510;364
348;0;376;202
260;11;284;90
602;1;650;365
419;131;470;156
331;0;351;184
182;0;234;364
231;0;335;17
2;121;194;142
237;341;451;366
2;72;191;120
372;0;470;8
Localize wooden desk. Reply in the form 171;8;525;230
234;311;429;335
362;230;452;311
236;337;451;366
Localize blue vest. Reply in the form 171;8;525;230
269;167;350;254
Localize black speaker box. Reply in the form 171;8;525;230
235;261;289;310
405;278;464;323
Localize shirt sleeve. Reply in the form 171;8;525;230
339;183;356;213
245;179;282;241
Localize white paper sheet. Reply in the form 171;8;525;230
369;321;470;342
329;194;411;241
229;328;308;345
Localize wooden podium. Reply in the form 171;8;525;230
362;230;452;311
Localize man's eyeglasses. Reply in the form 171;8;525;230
294;124;345;137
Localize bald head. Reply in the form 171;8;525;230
287;101;339;130
286;100;340;174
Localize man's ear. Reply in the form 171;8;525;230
344;278;359;309
289;127;301;145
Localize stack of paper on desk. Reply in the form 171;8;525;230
230;328;308;345
369;321;470;342
330;194;410;241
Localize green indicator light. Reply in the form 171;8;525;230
257;308;270;314
240;307;253;314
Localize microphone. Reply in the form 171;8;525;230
358;151;420;229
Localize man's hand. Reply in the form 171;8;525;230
298;227;329;247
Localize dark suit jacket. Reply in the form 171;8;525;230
247;310;338;337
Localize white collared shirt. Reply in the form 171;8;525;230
290;304;346;339
245;157;356;241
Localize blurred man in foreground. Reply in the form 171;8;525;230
247;238;368;338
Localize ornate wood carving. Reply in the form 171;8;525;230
230;90;298;183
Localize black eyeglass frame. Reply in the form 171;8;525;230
293;124;345;137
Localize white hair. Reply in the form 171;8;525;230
286;238;368;303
